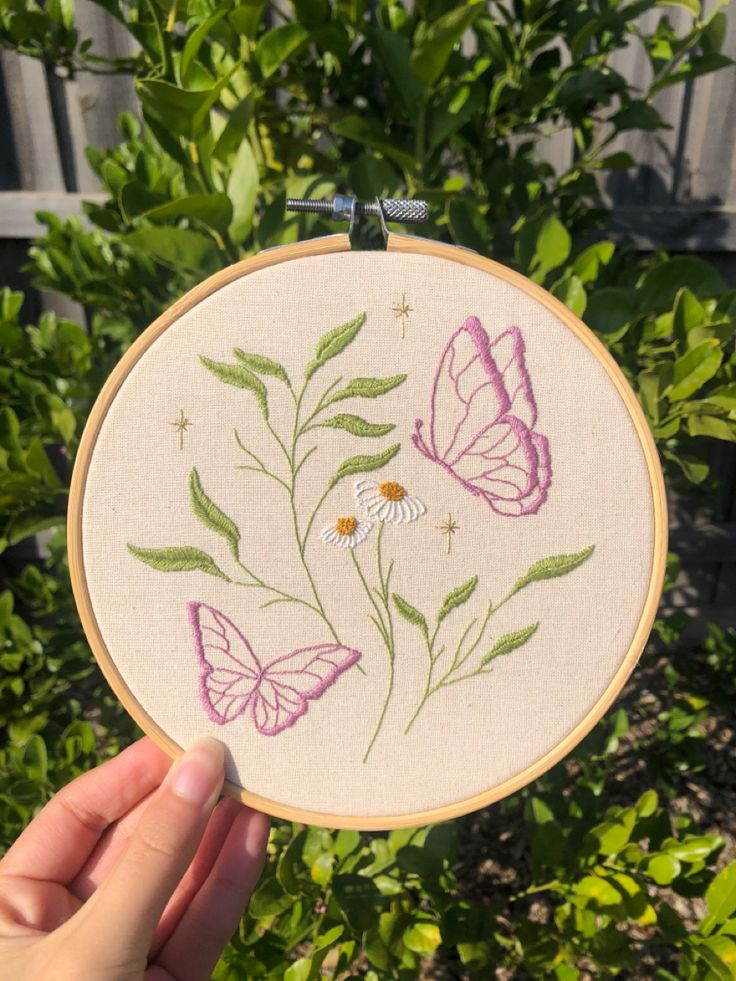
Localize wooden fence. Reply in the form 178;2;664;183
0;0;735;636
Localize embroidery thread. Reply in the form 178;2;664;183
170;408;193;450
438;513;459;554
128;312;406;680
347;477;426;761
398;544;595;733
189;602;361;734
392;293;413;339
412;317;552;516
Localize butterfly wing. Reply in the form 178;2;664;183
413;317;552;516
188;602;262;724
252;645;361;736
420;316;510;463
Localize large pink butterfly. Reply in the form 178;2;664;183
188;602;361;735
412;316;552;517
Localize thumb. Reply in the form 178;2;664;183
70;737;225;972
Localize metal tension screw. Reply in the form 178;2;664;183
286;195;429;224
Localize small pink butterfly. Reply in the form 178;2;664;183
188;602;361;735
412;316;552;517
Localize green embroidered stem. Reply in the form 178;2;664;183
233;560;323;618
362;525;397;762
234;430;290;492
284;377;368;676
351;550;389;647
296;376;343;436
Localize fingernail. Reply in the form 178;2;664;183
166;737;225;806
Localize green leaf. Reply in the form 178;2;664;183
706;384;736;411
651;53;733;96
637;257;725;313
534;216;571;274
124;228;220;273
249;877;293;918
140;193;233;233
657;0;699;12
701;862;736;936
552;274;586;317
227;139;259;244
392;594;428;634
612;100;663;132
365;27;423;113
317;414;394;438
305;313;366;381
643;853;682;885
574;875;623;910
667;341;722;401
21;734;48;784
437;576;478;624
189;468;240;558
427;82;485;154
673;287;706;348
180;9;228;82
334;115;416;172
573;242;615;284
687;415;736;442
404;921;442;954
587;288;636;341
510;545;595;597
136;73;236;140
482;623;538;666
411;4;484;88
127;544;230;580
326;374;407;404
328;443;400;489
199;357;268;419
119;182;167;220
331;874;382;933
233;350;290;386
256;23;309;79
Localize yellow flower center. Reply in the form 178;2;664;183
335;516;358;536
379;481;406;501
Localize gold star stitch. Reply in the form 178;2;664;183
438;514;459;554
391;293;413;339
169;408;193;450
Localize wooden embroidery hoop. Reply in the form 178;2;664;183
68;231;668;831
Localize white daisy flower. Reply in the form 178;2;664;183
320;515;373;549
354;478;427;524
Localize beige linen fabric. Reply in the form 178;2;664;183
81;251;655;818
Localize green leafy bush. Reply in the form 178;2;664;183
2;0;736;976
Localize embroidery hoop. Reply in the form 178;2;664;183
68;229;667;831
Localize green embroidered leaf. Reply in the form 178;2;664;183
326;374;407;404
318;414;395;438
392;594;428;635
126;544;230;581
509;545;595;597
189;468;240;558
482;622;539;666
304;313;366;381
199;356;269;419
437;576;478;625
328;443;400;489
233;350;291;387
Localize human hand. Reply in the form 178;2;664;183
0;736;270;980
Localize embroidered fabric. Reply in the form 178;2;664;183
79;251;656;818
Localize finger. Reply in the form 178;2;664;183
155;806;270;981
151;796;243;955
0;738;171;884
70;792;156;900
72;793;240;943
69;737;225;966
